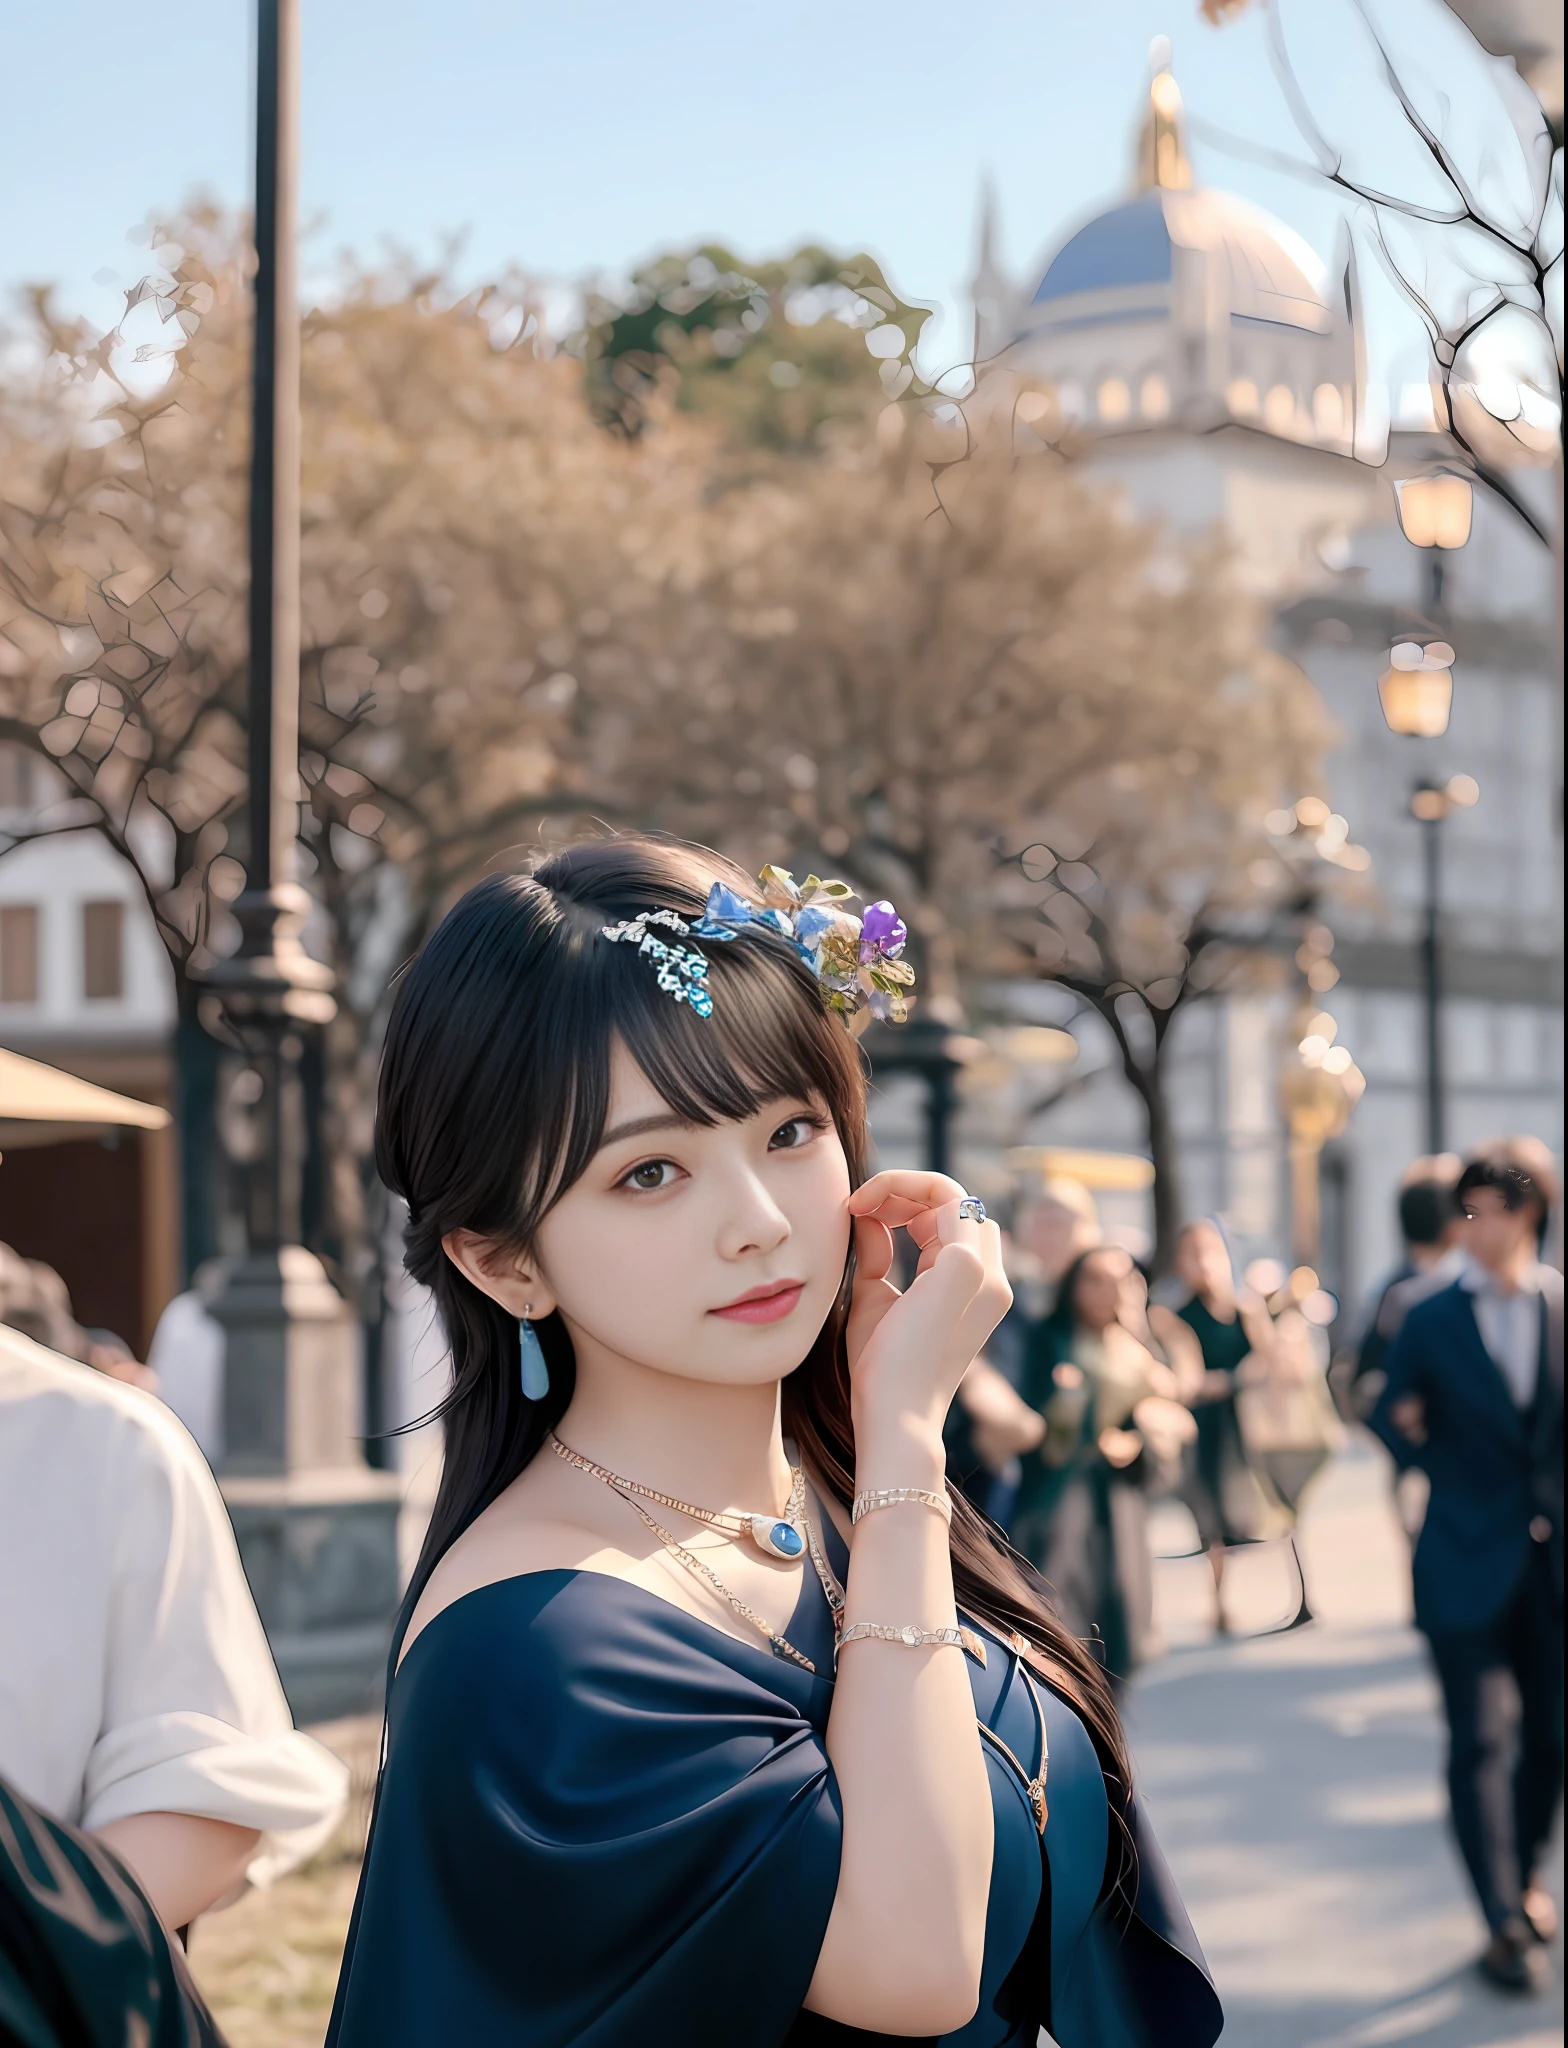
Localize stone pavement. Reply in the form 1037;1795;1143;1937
1120;1435;1562;2047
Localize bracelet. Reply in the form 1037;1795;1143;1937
851;1486;951;1525
837;1621;986;1659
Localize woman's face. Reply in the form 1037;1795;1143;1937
1177;1224;1232;1300
526;1037;853;1388
1073;1249;1130;1332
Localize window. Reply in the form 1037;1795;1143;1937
0;905;40;1004
82;900;125;1001
0;748;35;810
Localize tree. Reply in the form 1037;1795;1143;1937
0;206;720;1308
578;242;932;451
1201;0;1563;535
599;431;1332;1262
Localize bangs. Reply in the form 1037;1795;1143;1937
617;930;856;1134
504;845;868;1232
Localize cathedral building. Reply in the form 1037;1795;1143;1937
941;54;1562;1305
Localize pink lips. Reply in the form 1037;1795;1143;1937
709;1281;805;1325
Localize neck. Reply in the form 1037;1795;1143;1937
1409;1244;1445;1271
555;1330;794;1513
1476;1240;1535;1295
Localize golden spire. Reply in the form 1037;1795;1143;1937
1136;36;1193;192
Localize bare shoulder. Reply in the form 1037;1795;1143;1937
399;1468;655;1665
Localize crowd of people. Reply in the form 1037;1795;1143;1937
943;1179;1340;1690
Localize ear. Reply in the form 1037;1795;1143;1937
441;1228;558;1321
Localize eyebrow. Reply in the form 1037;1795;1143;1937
595;1111;698;1153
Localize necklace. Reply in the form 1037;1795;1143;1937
548;1434;808;1561
549;1434;817;1672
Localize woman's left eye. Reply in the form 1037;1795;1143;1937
768;1116;820;1151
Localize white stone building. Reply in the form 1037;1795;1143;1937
922;59;1562;1308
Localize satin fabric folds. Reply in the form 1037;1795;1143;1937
327;1568;1222;2048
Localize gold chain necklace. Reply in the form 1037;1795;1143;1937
549;1434;808;1560
549;1435;817;1672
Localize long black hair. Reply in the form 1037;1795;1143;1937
376;832;1135;1832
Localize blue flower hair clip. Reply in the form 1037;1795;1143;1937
604;866;915;1033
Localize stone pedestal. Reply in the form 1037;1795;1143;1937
214;1245;403;1723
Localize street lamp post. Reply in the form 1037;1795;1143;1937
861;1011;982;1177
200;0;400;1721
1384;467;1477;1163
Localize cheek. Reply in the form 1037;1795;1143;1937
533;1196;685;1324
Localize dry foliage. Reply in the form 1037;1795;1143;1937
0;206;1328;1266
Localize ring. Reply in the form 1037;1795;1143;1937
957;1195;987;1224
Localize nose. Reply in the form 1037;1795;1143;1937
715;1161;792;1261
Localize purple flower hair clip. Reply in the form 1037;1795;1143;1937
607;863;916;1031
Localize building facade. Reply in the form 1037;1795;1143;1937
932;57;1562;1306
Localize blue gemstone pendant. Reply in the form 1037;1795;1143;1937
751;1515;805;1560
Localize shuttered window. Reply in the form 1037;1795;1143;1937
83;900;125;1001
0;905;40;1004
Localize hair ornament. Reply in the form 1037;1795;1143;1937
603;867;914;1031
599;908;719;1018
694;866;916;1033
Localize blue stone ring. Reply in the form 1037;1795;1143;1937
957;1195;988;1225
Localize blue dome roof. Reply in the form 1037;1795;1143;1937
1031;194;1171;305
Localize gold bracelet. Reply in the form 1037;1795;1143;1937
851;1485;951;1525
837;1621;986;1659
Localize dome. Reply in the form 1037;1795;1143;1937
1031;193;1172;302
1030;187;1331;335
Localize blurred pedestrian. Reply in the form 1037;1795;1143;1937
144;1263;227;1465
1172;1221;1274;1634
1371;1141;1563;1992
0;1319;348;1937
1348;1156;1463;1417
1014;1246;1195;1686
1014;1174;1101;1307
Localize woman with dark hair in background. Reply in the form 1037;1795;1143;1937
326;835;1221;2048
1173;1221;1274;1634
1013;1246;1194;1692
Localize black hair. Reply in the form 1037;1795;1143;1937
1397;1178;1455;1249
1456;1144;1554;1244
376;832;1135;1854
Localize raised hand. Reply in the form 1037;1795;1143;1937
844;1171;1012;1446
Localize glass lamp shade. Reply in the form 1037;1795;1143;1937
1379;665;1452;737
1394;473;1473;549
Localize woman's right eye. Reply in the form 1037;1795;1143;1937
621;1158;678;1192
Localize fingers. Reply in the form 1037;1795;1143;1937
847;1170;968;1232
851;1212;896;1284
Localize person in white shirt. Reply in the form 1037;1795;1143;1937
0;1325;347;1931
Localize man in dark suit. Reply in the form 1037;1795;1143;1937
1372;1142;1562;1992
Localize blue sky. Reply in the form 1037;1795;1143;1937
3;0;1439;387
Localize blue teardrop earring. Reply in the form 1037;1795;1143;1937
518;1306;550;1402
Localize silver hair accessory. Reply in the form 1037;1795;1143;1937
957;1196;987;1224
599;908;719;1018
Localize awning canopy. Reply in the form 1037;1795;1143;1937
0;1046;170;1151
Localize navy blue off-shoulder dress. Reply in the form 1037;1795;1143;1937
327;1513;1221;2048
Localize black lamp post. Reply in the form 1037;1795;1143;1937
861;1012;978;1177
200;0;400;1721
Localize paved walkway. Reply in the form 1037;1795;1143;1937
1121;1436;1562;2047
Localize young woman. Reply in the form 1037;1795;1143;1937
1173;1221;1275;1631
327;836;1221;2048
1012;1248;1194;1689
